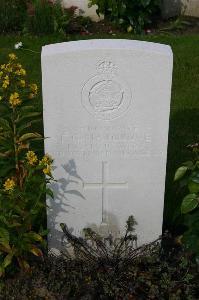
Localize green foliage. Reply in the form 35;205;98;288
89;0;160;33
27;0;58;34
38;224;198;299
174;142;199;258
26;1;80;35
0;54;54;277
0;0;27;33
60;215;139;263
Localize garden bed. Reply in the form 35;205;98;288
1;242;198;300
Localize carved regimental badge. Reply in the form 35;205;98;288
82;61;132;120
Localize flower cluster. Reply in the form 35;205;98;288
26;151;38;166
26;151;53;176
29;83;38;98
3;178;16;192
0;53;38;108
0;53;54;277
39;154;53;176
9;92;21;107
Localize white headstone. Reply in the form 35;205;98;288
42;39;173;254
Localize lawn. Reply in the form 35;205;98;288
0;33;198;231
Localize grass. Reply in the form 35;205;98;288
0;33;198;231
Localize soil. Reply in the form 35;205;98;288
1;242;199;300
77;16;199;37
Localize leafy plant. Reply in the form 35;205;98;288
58;220;198;299
26;1;80;35
0;0;27;33
61;216;159;297
0;53;54;276
174;142;199;258
27;0;56;34
89;0;160;33
61;215;140;262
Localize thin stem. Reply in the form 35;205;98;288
12;107;19;172
21;48;40;54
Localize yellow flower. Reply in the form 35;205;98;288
2;78;9;89
30;83;38;94
5;64;13;73
15;70;21;76
40;154;53;176
3;178;15;192
1;64;5;70
20;68;26;76
0;71;3;78
20;80;26;87
40;154;53;166
26;151;38;166
29;83;38;98
9;53;17;60
9;92;21;107
0;96;2;101
43;165;52;176
15;68;26;76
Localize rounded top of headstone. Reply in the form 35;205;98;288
42;39;173;58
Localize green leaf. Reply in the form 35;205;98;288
191;172;199;184
0;150;12;158
0;266;5;277
183;161;195;169
174;166;188;181
39;228;49;236
19;132;42;142
188;181;199;193
17;119;42;135
0;244;11;253
8;222;22;228
46;188;54;199
30;246;43;257
17;112;41;124
181;194;199;214
141;0;151;7
19;106;35;113
0;228;9;243
3;253;13;268
24;232;43;242
0;118;12;131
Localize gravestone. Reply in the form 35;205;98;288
42;39;173;254
161;0;182;19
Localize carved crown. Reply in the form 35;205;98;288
97;61;117;74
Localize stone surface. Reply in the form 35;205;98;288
161;0;182;19
42;39;173;254
161;0;199;19
183;0;199;17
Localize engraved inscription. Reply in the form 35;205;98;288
97;61;117;75
82;60;131;120
51;125;152;160
89;80;124;112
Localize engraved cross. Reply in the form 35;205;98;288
83;161;128;223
